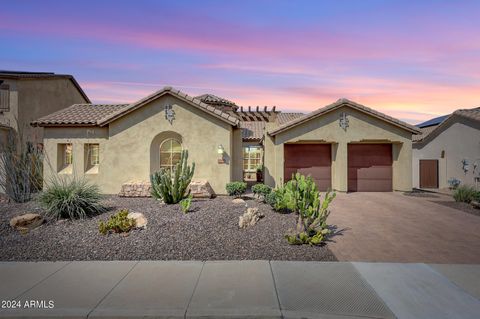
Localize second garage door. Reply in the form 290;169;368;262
284;144;331;191
348;144;392;192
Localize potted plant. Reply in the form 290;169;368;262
256;165;263;182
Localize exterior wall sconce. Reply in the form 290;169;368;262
217;144;225;164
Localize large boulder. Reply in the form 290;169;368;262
119;181;152;197
10;213;44;231
232;198;246;204
239;207;264;228
189;180;215;198
127;212;148;228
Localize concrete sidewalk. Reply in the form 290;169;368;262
0;261;479;319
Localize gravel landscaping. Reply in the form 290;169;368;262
430;200;480;217
0;196;337;261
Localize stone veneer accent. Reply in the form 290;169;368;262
118;179;216;198
118;181;152;197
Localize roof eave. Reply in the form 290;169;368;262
269;101;421;136
97;87;239;127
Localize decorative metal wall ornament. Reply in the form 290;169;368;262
164;104;175;124
339;112;349;131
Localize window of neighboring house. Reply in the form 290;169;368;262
0;84;10;112
243;146;262;181
160;138;182;172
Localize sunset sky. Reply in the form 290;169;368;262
2;0;479;124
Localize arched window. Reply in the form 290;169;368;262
160;138;182;172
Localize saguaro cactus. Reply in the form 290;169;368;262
150;150;195;204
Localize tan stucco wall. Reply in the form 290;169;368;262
18;78;88;144
43;94;237;194
413;117;480;188
264;106;413;192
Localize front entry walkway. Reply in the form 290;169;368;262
1;261;479;318
328;192;480;263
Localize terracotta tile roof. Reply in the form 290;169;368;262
414;107;480;143
454;107;480;122
195;94;237;108
412;125;438;142
32;87;240;127
269;98;421;136
98;87;239;126
277;112;304;125
240;121;265;140
0;70;90;103
31;104;129;126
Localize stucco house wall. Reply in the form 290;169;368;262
264;106;413;192
43;94;239;194
413;116;480;189
1;74;88;194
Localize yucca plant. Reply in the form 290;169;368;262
38;178;106;219
150;150;195;204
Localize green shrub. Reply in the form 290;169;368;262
180;195;193;214
453;185;477;203
150;150;195;204
473;191;480;202
226;181;247;197
99;210;136;235
251;183;272;199
38;178;106;219
266;188;289;212
282;173;336;245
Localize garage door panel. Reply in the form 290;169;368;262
356;179;393;192
348;144;392;192
284;144;331;191
357;167;392;179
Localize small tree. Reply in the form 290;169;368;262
150;150;195;204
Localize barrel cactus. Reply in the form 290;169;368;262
150;150;195;204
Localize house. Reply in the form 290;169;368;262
0;70;90;193
32;86;420;194
0;70;90;145
413;107;480;189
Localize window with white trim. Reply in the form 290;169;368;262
160;138;182;172
243;146;262;181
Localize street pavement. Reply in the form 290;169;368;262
0;261;479;318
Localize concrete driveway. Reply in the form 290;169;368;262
327;192;480;263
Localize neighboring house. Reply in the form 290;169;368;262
0;70;90;144
0;70;90;193
32;86;420;194
413;108;480;189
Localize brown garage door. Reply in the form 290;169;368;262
284;144;331;191
419;160;438;188
348;144;392;192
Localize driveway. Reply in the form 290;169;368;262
328;192;480;263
